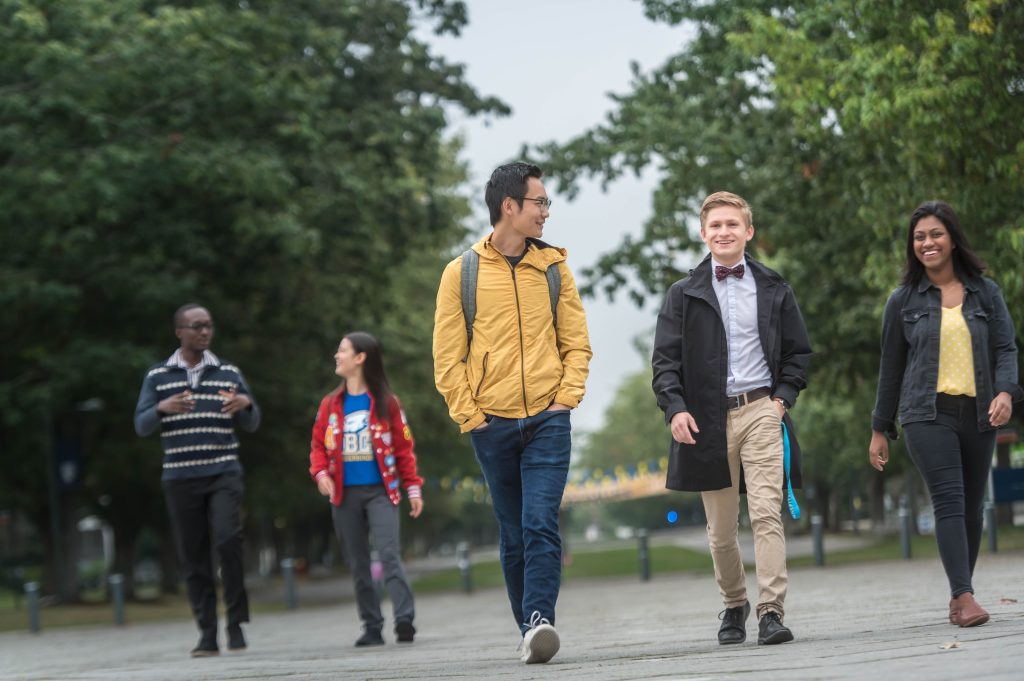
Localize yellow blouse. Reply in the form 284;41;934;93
936;304;976;397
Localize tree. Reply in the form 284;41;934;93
0;0;505;597
535;0;1024;526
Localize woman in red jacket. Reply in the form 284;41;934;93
309;331;424;646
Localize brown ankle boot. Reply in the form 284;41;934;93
948;598;960;625
953;592;989;628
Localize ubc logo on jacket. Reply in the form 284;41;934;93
308;391;424;507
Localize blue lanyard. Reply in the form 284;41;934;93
782;421;801;520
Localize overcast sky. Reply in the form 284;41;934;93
424;1;695;434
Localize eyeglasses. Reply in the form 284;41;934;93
520;195;553;209
177;322;214;332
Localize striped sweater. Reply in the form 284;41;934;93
134;355;261;481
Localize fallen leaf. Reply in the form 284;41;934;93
939;641;961;650
998;597;1017;604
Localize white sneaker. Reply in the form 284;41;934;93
520;612;560;664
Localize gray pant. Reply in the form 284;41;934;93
331;485;415;630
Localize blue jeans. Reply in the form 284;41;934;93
470;409;571;635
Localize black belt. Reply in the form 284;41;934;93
726;387;771;410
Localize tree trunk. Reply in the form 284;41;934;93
110;527;138;601
870;471;886;529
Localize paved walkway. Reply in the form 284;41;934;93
2;553;1022;680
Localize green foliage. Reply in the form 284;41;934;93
0;0;505;586
578;370;666;473
535;0;1024;515
574;366;705;530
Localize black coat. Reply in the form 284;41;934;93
652;256;812;492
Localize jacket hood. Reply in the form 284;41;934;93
472;235;567;270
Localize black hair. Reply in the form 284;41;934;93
173;303;206;327
901;200;985;287
484;161;543;226
339;331;392;420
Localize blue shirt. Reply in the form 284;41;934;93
342;392;383;487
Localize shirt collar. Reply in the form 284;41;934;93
165;348;220;369
915;276;979;294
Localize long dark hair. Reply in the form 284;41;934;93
901;200;986;287
336;331;392;420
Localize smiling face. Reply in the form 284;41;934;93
334;337;365;379
701;205;753;266
912;215;955;274
504;176;550;241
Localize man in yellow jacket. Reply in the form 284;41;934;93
433;161;591;664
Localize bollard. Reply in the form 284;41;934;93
810;514;824;567
456;541;472;594
985;501;998;553
898;507;912;560
109;574;125;626
637;530;650;581
281;558;297;610
25;582;40;633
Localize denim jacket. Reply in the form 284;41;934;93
872;276;1022;439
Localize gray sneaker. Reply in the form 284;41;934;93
520;612;560;664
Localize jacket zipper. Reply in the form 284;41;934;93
506;259;530;413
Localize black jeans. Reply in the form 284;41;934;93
903;394;995;598
163;473;250;639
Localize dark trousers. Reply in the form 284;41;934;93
469;410;571;635
331;485;415;631
163;473;250;638
903;394;995;598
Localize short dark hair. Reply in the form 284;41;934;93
902;200;985;287
173;303;206;327
485;162;543;226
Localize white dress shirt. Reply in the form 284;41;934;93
710;257;772;396
166;349;220;389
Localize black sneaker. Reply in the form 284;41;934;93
190;634;219;658
757;611;794;645
355;629;385;647
395;620;416;643
718;601;750;644
227;625;247;652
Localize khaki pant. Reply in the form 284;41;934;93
701;396;787;619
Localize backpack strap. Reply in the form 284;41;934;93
545;262;561;332
459;248;561;353
460;249;479;350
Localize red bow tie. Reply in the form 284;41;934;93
715;264;745;281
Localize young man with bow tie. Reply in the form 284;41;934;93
651;191;812;645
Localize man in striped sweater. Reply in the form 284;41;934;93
134;303;261;657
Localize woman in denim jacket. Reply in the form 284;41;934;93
868;200;1022;627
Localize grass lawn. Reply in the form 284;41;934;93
3;525;1021;633
789;523;1024;568
0;591;293;634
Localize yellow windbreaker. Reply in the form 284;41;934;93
433;236;592;432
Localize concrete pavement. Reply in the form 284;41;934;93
2;552;1022;680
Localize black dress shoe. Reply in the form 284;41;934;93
355;629;385;647
757;611;794;645
395;620;416;643
227;625;247;651
718;601;751;644
190;634;219;658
